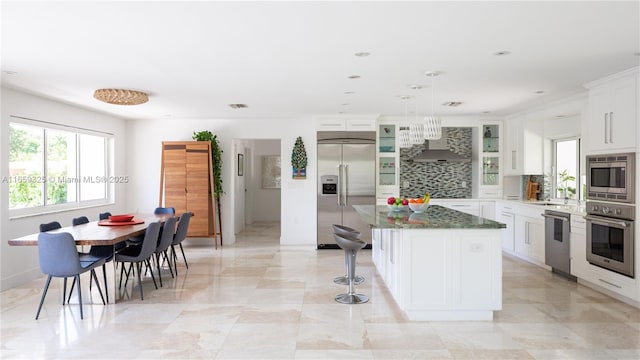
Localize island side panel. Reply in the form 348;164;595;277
399;228;502;321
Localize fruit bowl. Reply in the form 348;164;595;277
109;214;134;222
387;204;408;212
408;202;430;213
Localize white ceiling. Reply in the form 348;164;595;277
2;1;639;121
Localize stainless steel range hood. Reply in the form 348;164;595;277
411;128;471;163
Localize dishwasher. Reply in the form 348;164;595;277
542;210;574;279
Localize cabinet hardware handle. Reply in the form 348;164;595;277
598;278;622;289
185;187;188;193
604;113;609;144
541;214;569;221
609;112;613;143
525;222;529;244
512;150;516;170
584;215;627;228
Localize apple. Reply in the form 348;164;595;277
402;198;409;206
387;196;396;205
395;198;402;205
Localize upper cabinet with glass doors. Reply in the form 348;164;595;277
479;121;503;198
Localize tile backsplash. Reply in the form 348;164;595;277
399;128;473;199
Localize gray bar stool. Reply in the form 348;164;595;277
333;233;369;304
332;224;365;285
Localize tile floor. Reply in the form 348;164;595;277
1;222;640;359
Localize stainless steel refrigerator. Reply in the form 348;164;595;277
317;131;376;249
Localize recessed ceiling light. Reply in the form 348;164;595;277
341;103;350;106
493;50;511;56
483;111;491;114
424;71;442;77
343;91;355;95
228;104;248;109
348;75;361;79
398;95;412;100
535;90;545;94
442;101;463;107
338;111;345;114
408;84;423;90
2;70;17;75
354;52;371;57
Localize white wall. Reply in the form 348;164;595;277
251;139;281;222
125;117;316;246
0;88;128;290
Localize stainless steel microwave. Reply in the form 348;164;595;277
586;152;635;203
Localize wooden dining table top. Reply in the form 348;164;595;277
8;213;175;246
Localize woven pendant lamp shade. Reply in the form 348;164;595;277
409;123;424;144
423;116;442;140
94;89;149;105
398;128;411;148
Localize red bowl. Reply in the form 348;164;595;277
109;214;134;222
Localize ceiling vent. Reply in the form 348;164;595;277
229;104;248;109
442;101;463;107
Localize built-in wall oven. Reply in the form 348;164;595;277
586;152;635;203
585;201;635;278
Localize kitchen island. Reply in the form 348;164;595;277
353;204;506;321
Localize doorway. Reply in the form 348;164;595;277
233;139;282;243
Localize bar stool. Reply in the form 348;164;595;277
333;233;369;304
332;224;365;285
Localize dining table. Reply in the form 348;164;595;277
9;213;175;304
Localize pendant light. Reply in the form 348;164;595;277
408;85;424;144
424;71;442;140
398;95;411;148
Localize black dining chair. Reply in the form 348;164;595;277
36;232;106;319
39;221;62;232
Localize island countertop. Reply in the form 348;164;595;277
353;204;506;229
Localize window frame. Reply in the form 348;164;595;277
7;117;114;218
551;136;581;201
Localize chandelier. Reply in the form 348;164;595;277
423;71;442;140
93;88;149;105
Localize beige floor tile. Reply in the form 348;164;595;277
2;221;640;360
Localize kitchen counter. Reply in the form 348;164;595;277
353;205;506;229
499;199;587;217
356;204;503;321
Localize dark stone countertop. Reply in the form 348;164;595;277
353;205;506;229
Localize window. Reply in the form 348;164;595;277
553;138;580;200
7;120;112;213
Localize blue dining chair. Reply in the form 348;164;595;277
154;216;178;287
36;232;106;320
126;207;175;246
170;212;192;275
67;216;112;303
116;222;161;300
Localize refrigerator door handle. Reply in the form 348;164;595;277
343;164;349;206
337;164;343;206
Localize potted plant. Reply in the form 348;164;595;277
192;130;223;199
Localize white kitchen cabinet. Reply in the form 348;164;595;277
316;116;376;131
569;216;588;279
479;201;496;220
376;122;399;200
584;69;638;152
438;200;479;216
479;121;503;198
504;115;543;175
514;214;545;265
496;203;516;252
